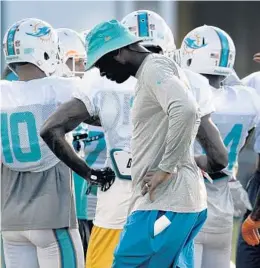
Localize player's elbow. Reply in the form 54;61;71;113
40;124;52;142
217;152;229;171
214;145;229;171
40;121;59;145
210;150;228;172
211;161;227;173
222;149;229;168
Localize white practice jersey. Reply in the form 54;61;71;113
0;77;81;172
184;69;215;117
242;71;260;153
195;74;260;233
242;71;260;95
196;74;259;177
74;68;136;229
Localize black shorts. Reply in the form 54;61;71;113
87;220;94;233
78;219;91;258
236;171;260;268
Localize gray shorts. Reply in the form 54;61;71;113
1;161;77;231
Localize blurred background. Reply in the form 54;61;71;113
1;1;260;77
1;1;259;261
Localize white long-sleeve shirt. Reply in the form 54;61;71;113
129;54;207;214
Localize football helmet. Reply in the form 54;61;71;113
79;29;90;43
180;25;236;76
3;18;60;76
57;28;86;77
121;10;176;57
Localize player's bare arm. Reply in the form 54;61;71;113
195;114;228;173
40;98;99;179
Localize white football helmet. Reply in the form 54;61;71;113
56;28;86;77
180;25;236;76
121;10;176;57
3;18;60;76
79;29;90;43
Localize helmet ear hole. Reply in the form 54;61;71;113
187;59;192;67
44;52;50;60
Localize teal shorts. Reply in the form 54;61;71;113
113;209;207;268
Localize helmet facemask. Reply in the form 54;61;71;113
57;28;86;78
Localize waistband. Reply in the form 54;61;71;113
207;171;227;181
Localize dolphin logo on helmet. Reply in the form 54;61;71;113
26;26;51;38
184;37;207;50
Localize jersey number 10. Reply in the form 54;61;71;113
1;112;41;163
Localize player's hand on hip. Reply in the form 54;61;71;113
141;169;171;202
241;215;260;246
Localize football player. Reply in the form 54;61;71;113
180;25;259;268
57;28;107;258
1;18;85;268
41;24;136;268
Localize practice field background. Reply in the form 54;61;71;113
1;1;260;78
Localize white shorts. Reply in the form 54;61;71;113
2;228;84;268
194;230;232;268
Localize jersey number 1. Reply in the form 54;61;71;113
223;123;243;171
1;112;41;163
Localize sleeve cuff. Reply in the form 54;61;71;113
73;93;96;117
158;163;177;174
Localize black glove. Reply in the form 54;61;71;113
86;167;115;195
73;133;88;141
